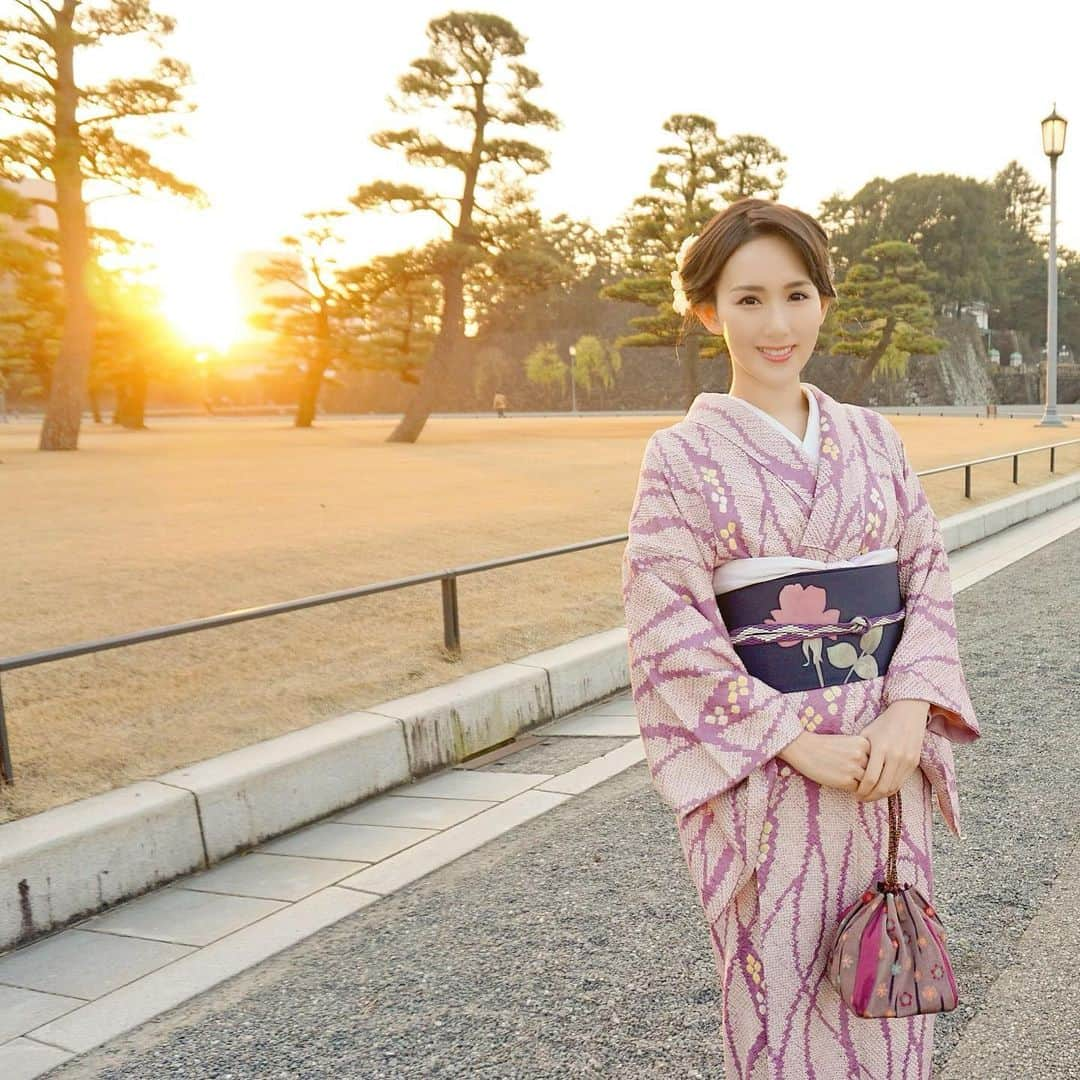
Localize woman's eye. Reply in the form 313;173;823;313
738;293;809;305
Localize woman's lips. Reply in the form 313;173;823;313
758;346;795;362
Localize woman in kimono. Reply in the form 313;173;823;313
621;197;980;1080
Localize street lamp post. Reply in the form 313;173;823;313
1039;103;1068;428
568;344;577;414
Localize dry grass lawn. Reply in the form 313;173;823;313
1;409;1077;824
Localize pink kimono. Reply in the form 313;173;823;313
621;382;980;1080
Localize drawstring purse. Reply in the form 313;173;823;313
826;791;959;1018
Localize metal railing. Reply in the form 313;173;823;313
1;436;1077;786
915;437;1079;499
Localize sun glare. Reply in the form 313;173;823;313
94;216;253;353
155;259;250;353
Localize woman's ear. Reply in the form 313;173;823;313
819;296;832;323
695;302;723;335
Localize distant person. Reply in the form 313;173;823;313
492;391;507;418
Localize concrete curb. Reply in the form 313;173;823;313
0;627;630;953
368;661;552;777
938;470;1080;549
2;478;1078;954
157;712;411;865
0;783;205;951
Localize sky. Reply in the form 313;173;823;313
51;0;1080;344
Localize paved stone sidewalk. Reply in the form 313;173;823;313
0;706;644;1078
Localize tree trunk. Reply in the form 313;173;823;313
295;362;328;427
295;304;332;428
848;354;881;406
114;364;148;428
39;1;94;451
680;332;701;411
846;317;895;405
387;268;465;443
387;90;483;446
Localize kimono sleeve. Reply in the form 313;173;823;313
879;427;980;744
620;431;809;821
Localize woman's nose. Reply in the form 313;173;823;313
763;306;794;337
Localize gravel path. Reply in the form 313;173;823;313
50;529;1080;1079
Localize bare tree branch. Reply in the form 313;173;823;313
11;0;56;33
0;53;54;85
0;100;50;128
79;104;181;125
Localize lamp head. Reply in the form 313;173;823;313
1042;103;1068;158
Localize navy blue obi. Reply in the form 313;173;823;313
714;562;905;693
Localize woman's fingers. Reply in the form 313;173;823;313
855;743;885;799
859;760;910;801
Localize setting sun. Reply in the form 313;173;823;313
155;255;250;353
91;204;258;354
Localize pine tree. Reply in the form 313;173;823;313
351;11;558;442
0;0;200;449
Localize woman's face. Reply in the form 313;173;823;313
695;233;831;392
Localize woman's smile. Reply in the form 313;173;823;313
758;345;796;362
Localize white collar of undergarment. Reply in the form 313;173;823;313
729;383;819;457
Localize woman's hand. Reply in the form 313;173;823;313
777;731;871;794
853;700;930;802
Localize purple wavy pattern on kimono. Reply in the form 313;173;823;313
861;409;981;839
621;431;809;919
622;384;979;1079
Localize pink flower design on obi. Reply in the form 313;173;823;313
763;584;841;648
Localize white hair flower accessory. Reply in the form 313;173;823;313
670;233;698;315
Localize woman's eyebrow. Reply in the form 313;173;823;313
729;280;812;292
